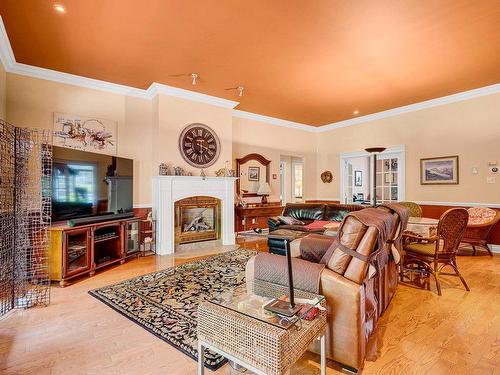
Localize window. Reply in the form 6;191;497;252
53;162;96;203
376;157;399;203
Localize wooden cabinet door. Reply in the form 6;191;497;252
123;219;140;256
63;228;92;278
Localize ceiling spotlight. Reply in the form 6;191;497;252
353;110;359;115
190;73;198;85
169;72;199;85
225;86;245;97
53;4;66;13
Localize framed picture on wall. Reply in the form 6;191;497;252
420;156;459;185
248;167;260;181
354;170;362;186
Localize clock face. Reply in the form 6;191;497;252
179;123;220;168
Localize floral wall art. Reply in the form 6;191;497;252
53;112;117;154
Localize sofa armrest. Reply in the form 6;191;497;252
299;234;336;263
268;216;281;232
313;268;365;369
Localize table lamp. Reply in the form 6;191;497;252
257;182;271;203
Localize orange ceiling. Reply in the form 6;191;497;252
1;1;500;126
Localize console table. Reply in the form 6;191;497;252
235;203;284;232
49;217;140;287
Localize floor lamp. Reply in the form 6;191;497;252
364;147;386;207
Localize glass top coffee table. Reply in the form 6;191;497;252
197;279;327;375
211;280;325;329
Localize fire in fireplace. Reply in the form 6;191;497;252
174;196;221;245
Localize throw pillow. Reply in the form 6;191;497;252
278;216;304;225
304;220;338;231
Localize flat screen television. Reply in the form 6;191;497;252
51;146;133;222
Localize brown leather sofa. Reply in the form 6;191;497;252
268;202;365;232
268;203;365;255
247;205;406;371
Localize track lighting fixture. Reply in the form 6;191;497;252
225;86;245;97
169;72;199;85
191;73;198;85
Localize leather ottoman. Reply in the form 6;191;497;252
268;229;308;255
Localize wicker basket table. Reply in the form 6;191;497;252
197;280;327;375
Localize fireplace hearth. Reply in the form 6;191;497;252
175;196;221;245
152;176;237;255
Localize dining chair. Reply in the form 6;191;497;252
398;201;422;218
401;208;469;296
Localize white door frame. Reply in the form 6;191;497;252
339;145;406;204
291;159;304;202
279;161;287;204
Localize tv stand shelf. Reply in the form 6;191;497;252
49;217;142;287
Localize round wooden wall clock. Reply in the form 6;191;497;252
179;123;221;168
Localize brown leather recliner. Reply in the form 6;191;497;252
246;205;407;371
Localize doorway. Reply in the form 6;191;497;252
279;161;286;204
340;146;405;205
280;155;305;203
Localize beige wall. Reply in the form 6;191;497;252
232;117;317;202
0;62;6;120
6;70;499;208
6;73;154;205
7;73;312;207
316;92;500;204
155;95;233;177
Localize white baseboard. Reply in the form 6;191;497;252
488;244;500;254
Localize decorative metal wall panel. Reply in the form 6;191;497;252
0;120;16;316
0;121;51;317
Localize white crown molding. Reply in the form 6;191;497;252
0;16;15;70
318;83;500;132
232;109;314;131
149;83;238;109
13;62;151;99
1;15;500;130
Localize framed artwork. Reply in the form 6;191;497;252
354;170;362;186
53;112;117;154
248;167;260;181
420;156;459;185
384;173;396;184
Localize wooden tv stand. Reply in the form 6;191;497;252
49;217;141;287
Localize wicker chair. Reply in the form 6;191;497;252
461;207;500;256
398;201;422;217
401;208;469;296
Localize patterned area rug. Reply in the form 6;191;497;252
89;248;256;371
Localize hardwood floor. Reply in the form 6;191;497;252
0;243;498;375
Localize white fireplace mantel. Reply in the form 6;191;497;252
152;176;237;255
